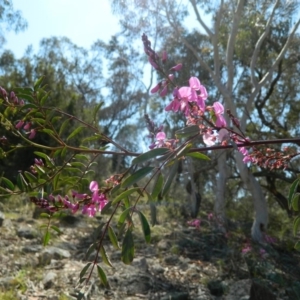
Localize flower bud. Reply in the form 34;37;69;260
161;50;167;63
28;129;36;139
24;122;31;130
149;57;159;69
150;82;161;94
16;120;25;129
168;74;174;81
159;85;168;97
170;63;182;72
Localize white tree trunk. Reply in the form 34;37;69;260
235;152;268;242
214;150;228;229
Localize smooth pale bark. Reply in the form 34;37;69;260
214;150;229;231
186;0;300;242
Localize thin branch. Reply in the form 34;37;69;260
250;0;280;88
226;0;244;93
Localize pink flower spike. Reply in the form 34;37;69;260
170;63;182;71
149;57;159;69
189;77;201;90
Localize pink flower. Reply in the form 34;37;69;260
63;198;79;214
89;181;108;212
263;234;277;244
217;128;229;143
187;219;201;229
203;131;217;146
82;204;97;217
213;102;227;127
242;245;252;254
207;213;214;220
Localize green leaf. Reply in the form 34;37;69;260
85;243;96;260
100;246;113;267
74;154;89;161
0;177;14;191
186;152;210;160
111;183;121;196
16;173;28;192
132;148;169;165
138;211;151;243
34;76;44;91
40;91;50;105
61;146;67;159
80;262;92;280
292;193;300;211
295;241;300;251
50;225;62;234
118;207;132;228
34;151;52;163
41;128;55;136
175;125;199;139
151;172;163;199
59;118;71;136
32;118;46;125
289;178;300;208
24;171;37;183
161;160;179;197
97;265;110;288
175;143;193;159
293;216;300;236
66;126;85;141
92;101;104;121
108;226;120;249
121;228;135;264
150;202;157;226
100;200;112;215
122;166;154;188
39;213;50;218
43;230;50;246
112;187;142;205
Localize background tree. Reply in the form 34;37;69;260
110;0;300;241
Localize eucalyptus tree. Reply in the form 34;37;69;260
0;0;27;48
110;0;300;242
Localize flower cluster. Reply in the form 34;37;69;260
0;87;24;106
16;120;37;139
30;180;108;218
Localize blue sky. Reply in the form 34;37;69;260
4;0;120;57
